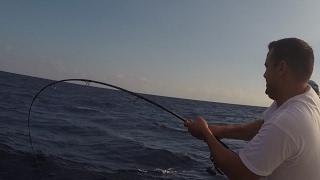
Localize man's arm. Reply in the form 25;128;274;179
204;130;263;180
184;118;264;179
208;119;264;141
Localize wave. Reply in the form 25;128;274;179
0;142;191;180
151;121;184;130
64;106;106;114
0;145;114;180
145;148;191;167
0;82;21;89
115;168;180;179
113;142;192;170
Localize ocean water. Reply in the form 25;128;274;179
0;71;266;180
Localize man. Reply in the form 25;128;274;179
184;38;320;180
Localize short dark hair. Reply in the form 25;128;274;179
268;38;314;82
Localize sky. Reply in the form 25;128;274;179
1;0;320;107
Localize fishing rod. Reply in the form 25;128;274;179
27;79;232;176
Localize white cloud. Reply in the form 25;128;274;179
0;47;94;80
140;77;148;82
0;46;271;107
106;72;272;106
115;74;124;79
5;46;13;51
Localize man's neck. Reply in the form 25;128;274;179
276;83;308;107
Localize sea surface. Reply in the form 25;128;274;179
0;71;267;180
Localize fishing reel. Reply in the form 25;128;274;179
206;139;236;176
206;156;224;176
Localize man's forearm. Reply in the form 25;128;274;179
209;119;264;141
204;130;261;180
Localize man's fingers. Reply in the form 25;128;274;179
196;117;203;121
184;119;193;127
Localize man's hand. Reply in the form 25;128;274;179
184;117;213;141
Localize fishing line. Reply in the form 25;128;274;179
27;79;232;176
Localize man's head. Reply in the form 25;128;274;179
268;38;314;82
263;38;314;100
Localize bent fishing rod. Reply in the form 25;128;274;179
27;78;233;175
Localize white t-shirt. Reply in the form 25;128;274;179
239;85;320;180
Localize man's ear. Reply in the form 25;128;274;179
278;61;287;77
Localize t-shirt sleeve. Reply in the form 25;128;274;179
239;121;296;176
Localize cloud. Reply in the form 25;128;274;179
107;72;271;106
140;77;148;82
5;46;13;51
115;74;124;79
112;73;161;92
0;46;271;107
0;46;94;80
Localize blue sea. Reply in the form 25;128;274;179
0;71;266;180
